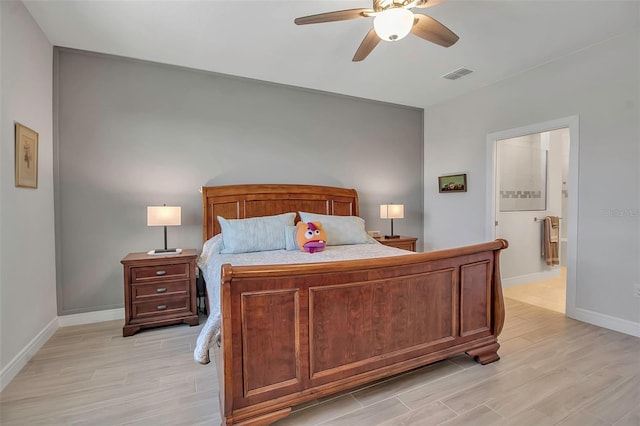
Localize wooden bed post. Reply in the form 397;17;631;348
465;238;508;365
219;265;234;425
492;238;508;337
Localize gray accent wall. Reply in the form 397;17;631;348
54;48;424;315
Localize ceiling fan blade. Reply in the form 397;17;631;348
353;28;381;62
413;0;448;9
294;9;371;25
411;14;459;47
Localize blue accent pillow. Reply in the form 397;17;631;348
218;212;296;254
298;212;369;246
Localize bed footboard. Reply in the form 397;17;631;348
214;239;507;426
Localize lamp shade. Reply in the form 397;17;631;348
373;8;414;42
380;204;404;219
147;206;181;226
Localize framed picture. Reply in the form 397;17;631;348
15;123;39;189
439;173;467;193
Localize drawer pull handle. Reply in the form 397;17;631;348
156;270;167;276
156;305;167;311
156;287;167;293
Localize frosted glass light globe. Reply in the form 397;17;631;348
373;8;414;42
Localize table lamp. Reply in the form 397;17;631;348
147;205;181;254
380;204;404;239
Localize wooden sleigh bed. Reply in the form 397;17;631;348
201;184;508;426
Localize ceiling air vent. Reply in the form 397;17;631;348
442;67;474;80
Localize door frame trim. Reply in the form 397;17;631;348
486;116;579;317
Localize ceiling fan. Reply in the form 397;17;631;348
294;0;459;62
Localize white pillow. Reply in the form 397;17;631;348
197;234;224;268
298;212;369;246
218;212;296;254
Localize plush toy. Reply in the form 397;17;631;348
296;221;327;253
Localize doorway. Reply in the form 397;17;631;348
486;117;579;317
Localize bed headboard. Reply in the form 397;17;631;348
202;184;360;242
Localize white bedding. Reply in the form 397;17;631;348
194;235;412;364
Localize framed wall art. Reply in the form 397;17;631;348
15;122;39;189
438;173;467;193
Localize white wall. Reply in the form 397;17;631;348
1;0;57;389
424;29;639;330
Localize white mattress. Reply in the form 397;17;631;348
193;235;412;364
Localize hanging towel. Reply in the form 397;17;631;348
542;216;560;265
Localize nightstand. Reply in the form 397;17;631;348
121;249;199;337
374;236;418;252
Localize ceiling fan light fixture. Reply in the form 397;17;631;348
373;8;414;42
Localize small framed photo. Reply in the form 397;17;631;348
15;123;39;189
439;173;467;193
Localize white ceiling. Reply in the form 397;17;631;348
24;0;640;109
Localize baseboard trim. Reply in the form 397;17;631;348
1;309;126;391
1;317;59;391
502;269;562;288
571;308;640;337
58;308;125;327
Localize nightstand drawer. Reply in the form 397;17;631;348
131;263;189;283
132;296;190;319
132;280;189;300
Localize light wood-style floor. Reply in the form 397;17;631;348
2;298;639;426
503;267;566;314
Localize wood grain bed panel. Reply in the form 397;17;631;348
201;184;507;426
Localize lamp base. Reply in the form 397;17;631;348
148;248;182;256
384;235;400;239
